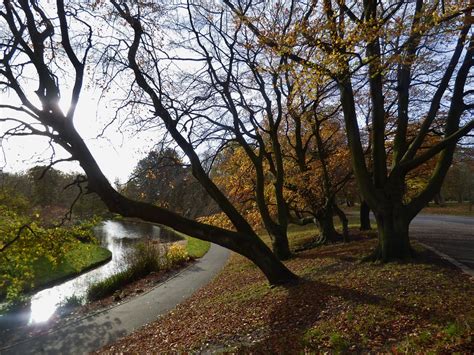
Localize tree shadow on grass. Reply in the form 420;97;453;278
242;278;453;352
295;239;463;275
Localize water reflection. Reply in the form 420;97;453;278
9;220;182;326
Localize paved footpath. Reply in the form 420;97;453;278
1;244;229;355
410;214;474;273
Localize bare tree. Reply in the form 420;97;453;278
0;0;297;284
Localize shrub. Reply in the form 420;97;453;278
60;294;84;309
86;269;133;301
125;241;165;275
166;243;189;266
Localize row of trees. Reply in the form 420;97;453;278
0;0;473;284
0;167;107;220
441;147;474;203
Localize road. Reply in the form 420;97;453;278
411;214;474;271
0;243;230;355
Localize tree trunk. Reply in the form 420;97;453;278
433;192;445;206
253;164;290;260
315;205;339;244
106;193;298;284
366;210;412;261
345;196;354;207
59;125;299;286
333;204;349;242
360;200;372;231
237;234;297;284
268;226;291;260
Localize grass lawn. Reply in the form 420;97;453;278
158;224;211;259
101;226;474;353
33;242;111;291
185;237;211;259
422;202;474;217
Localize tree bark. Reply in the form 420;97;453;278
333;204;349;242
267;225;292;260
433;192;445;206
97;185;297;285
365;210;412;261
59;118;299;285
360;200;372;231
315;205;339;243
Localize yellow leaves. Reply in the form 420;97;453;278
0;213;98;301
198;212;234;230
146;169;156;179
166;243;189;265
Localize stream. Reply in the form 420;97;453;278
0;219;183;331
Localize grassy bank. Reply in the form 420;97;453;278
185;237;211;259
33;242;112;291
87;237;210;301
160;224;211;258
100;228;474;353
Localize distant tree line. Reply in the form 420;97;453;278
0;167;107;222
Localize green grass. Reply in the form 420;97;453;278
32;242;111;291
186;237;211;259
160;224;211;259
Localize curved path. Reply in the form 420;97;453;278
411;214;474;273
1;243;230;354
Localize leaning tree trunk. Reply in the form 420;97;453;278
366;209;413;261
233;231;297;284
63;124;299;285
105;193;298;285
360;200;372;230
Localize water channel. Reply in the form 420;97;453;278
0;219;183;331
